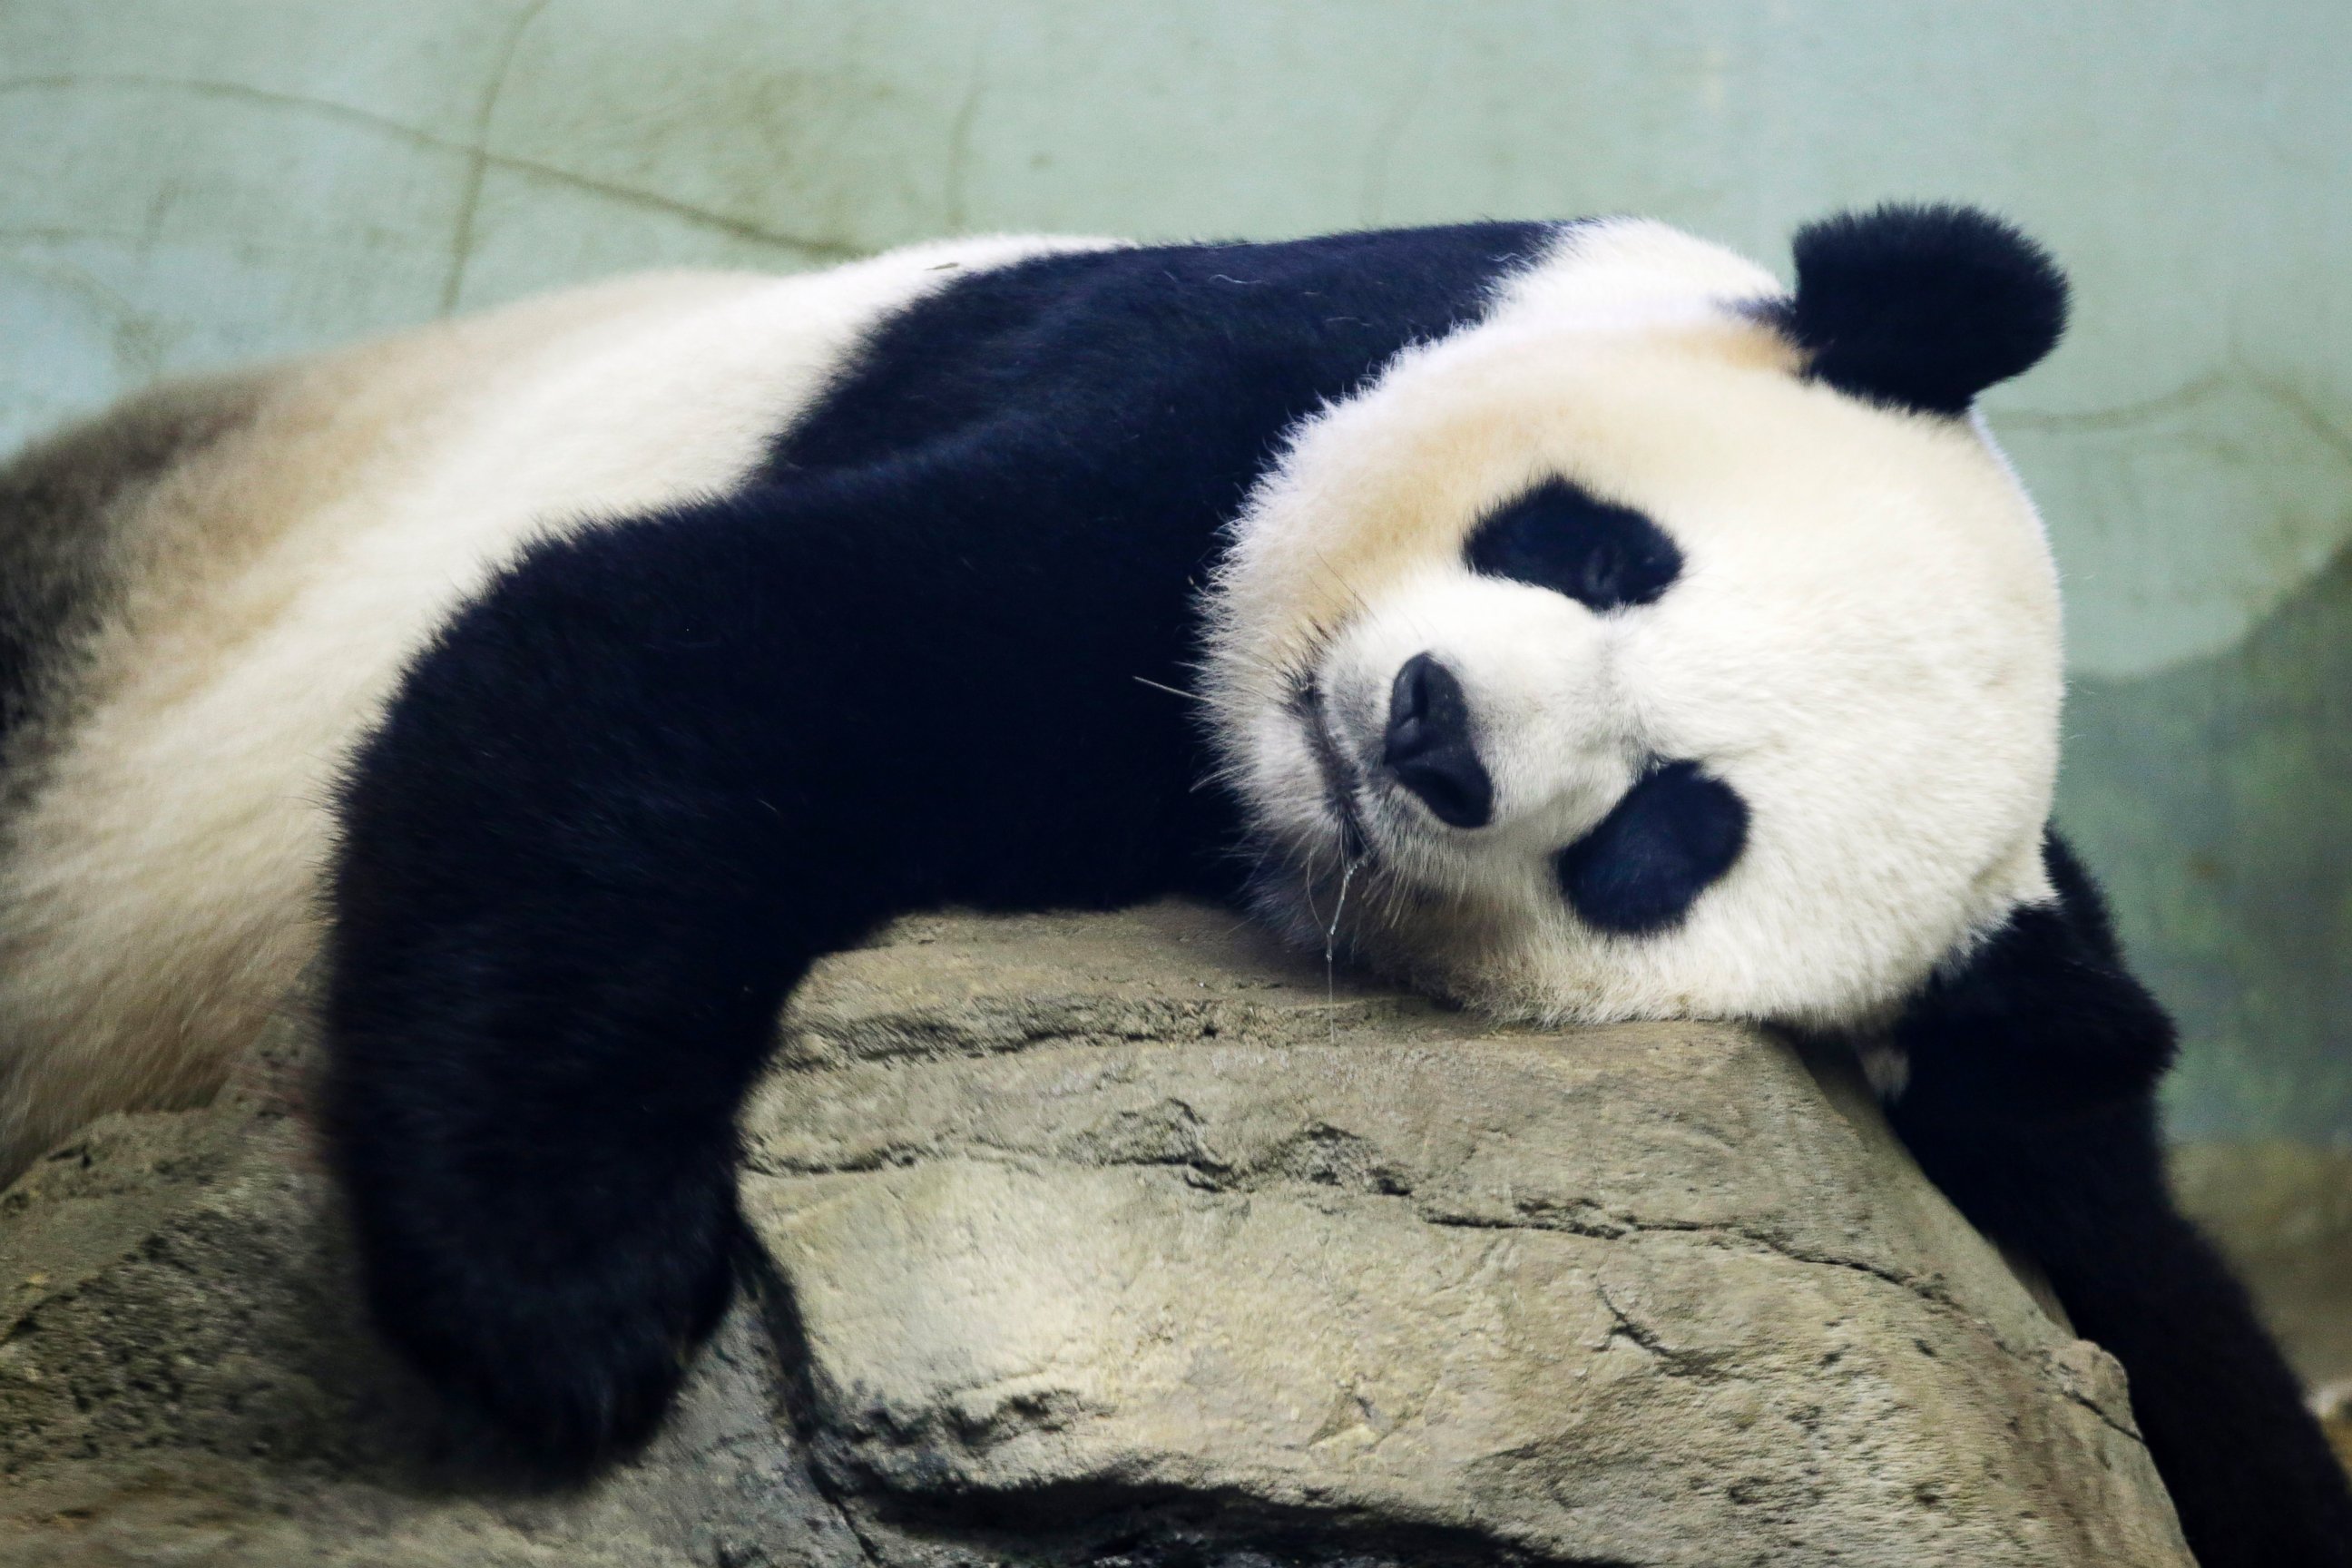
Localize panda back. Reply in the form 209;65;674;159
0;239;1081;1177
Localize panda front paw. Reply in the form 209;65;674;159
346;1152;743;1467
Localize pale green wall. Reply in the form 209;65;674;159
3;2;2346;1140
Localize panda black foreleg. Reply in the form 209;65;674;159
322;488;1218;1465
1885;835;2352;1567
326;542;865;1461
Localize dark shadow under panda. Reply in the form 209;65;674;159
0;207;2343;1566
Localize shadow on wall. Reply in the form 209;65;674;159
2069;542;2352;1404
2061;543;2352;1146
2069;545;2342;1401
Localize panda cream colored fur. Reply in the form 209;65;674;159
0;208;2344;1564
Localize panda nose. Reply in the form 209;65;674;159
1383;653;1494;828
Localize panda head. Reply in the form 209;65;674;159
1204;204;2070;1031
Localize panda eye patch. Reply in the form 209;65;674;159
1463;478;1681;610
1556;760;1748;936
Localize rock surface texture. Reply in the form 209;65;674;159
0;901;2192;1566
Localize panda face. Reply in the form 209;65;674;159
1203;218;2065;1031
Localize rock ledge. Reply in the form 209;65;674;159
0;902;2191;1565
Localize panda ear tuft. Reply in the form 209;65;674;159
1779;203;2068;416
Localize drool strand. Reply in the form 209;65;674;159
1325;851;1364;1043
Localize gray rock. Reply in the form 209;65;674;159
0;901;2193;1565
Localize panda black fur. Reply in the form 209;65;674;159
0;208;2345;1565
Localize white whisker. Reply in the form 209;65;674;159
1132;674;1200;703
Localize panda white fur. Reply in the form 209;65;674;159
0;208;2343;1564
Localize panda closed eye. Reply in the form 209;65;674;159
1556;760;1749;936
1462;477;1682;610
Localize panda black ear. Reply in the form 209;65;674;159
1778;203;2068;416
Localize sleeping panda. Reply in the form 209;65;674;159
0;205;2344;1564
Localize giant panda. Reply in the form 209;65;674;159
0;206;2343;1565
